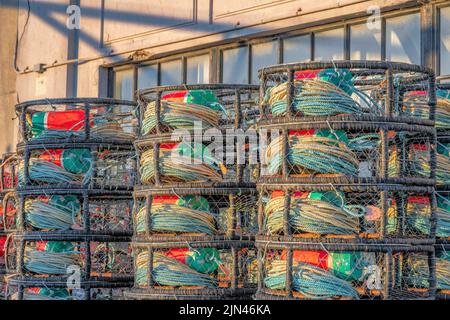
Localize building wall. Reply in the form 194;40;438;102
0;0;444;154
0;0;19;154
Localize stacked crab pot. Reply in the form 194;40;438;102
433;83;450;299
5;98;137;300
254;61;438;300
0;153;18;299
125;85;260;300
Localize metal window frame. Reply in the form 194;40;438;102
107;3;446;93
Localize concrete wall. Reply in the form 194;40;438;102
0;0;436;154
0;0;18;154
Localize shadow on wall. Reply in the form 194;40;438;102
0;0;268;59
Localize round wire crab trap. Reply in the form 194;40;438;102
16;142;136;192
15;188;133;236
16;98;137;145
256;184;436;244
4;232;133;300
5;275;131;300
258;61;436;125
254;240;435;300
1;153;18;299
256;120;436;186
133;186;257;241
434;243;450;300
135;133;257;187
137;84;259;137
124;239;256;300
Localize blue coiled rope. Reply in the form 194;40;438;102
264;196;364;235
265;135;359;176
135;251;218;288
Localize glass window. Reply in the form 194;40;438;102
314;28;345;60
222;47;249;84
251;41;278;84
160;60;182;85
350;23;382;60
138;64;158;90
283;35;311;63
187;55;210;84
386;14;421;64
441;7;450;75
113;68;134;100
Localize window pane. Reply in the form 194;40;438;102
113;68;134;100
187;55;210;84
251;41;278;84
161;60;182;85
350;23;382;60
441;7;450;75
138;65;158;90
222;47;249;84
283;35;311;63
314;28;345;60
386;14;421;64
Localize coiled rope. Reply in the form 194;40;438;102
264;78;381;117
264;260;359;299
141;101;222;135
140;143;223;184
24;244;82;275
266;135;359;176
264;196;363;235
135;203;217;235
24;196;81;230
135;251;218;288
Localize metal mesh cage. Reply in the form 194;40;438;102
14;189;132;235
133;187;257;240
9;235;132;280
258;61;436;125
16;98;138;145
125;240;256;300
255;241;435;300
17;143;136;191
137;84;259;137
257;184;436;243
434;244;450;300
135;135;257;187
257;121;436;186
